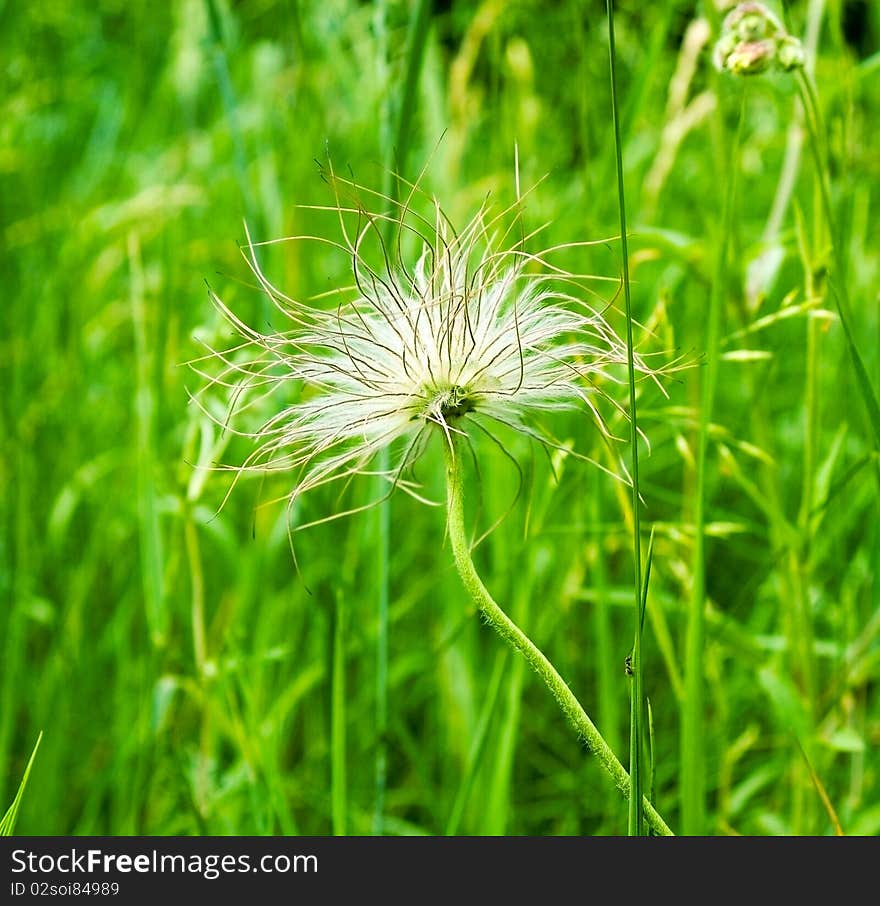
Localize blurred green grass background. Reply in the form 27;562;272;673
2;0;879;835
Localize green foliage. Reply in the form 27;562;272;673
2;0;878;835
1;734;42;836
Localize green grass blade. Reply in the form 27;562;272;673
605;0;646;837
645;698;656;805
1;732;43;836
483;584;531;835
445;650;507;835
681;85;745;836
628;527;654;835
129;233;166;648
640;528;655;634
830;281;880;449
797;72;880;451
203;0;259;234
590;468;622;756
332;591;347;836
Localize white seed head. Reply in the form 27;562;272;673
193;174;669;518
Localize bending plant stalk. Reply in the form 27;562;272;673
443;434;673;836
206;156;675;835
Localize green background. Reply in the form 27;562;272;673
2;0;879;835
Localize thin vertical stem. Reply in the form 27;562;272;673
129;232;166;649
591;468;621;756
798;73;880;456
332;591;347;836
372;482;390;836
203;0;261;238
445;650;508;835
605;0;645;836
681;88;745;835
184;518;207;675
752;0;825;281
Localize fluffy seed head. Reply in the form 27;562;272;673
192;173;669;520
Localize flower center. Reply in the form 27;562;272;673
433;384;476;421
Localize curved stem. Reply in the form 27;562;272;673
443;436;673;836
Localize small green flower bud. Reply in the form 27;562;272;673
723;2;783;40
737;12;770;41
776;35;805;71
727;39;776;75
713;31;739;71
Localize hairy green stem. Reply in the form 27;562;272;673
443;437;673;836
